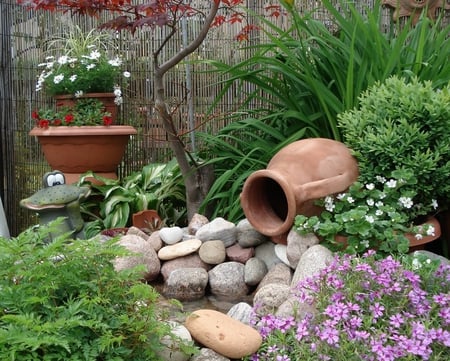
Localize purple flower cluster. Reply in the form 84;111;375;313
247;251;450;361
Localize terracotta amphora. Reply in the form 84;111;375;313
240;138;359;244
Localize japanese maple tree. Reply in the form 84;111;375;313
17;0;246;222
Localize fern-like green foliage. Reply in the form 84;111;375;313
0;220;195;360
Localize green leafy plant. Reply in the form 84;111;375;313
338;75;450;212
37;42;129;101
79;159;187;235
246;251;450;360
0;220;196;360
32;98;114;128
201;0;450;223
294;169;438;255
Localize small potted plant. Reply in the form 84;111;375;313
35;26;131;120
294;169;441;254
30;27;136;184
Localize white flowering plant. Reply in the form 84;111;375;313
294;169;438;255
36;46;130;105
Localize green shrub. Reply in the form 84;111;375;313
0;221;195;360
338;76;450;213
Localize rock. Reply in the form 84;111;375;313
198;240;226;265
157;321;192;361
147;230;163;251
163;268;209;301
196;217;237;247
276;295;317;320
188;213;209;235
184;309;262;359
226;243;255;264
244;257;268;286
126;226;150;241
227;302;253;325
274;244;291;267
254;241;281;270
158;239;202;261
113;234;160;281
253;283;291;314
160;254;210;281
159;226;183;245
208;262;249;300
286;230;320;268
412;250;450;266
190;348;230;361
236;219;268;248
291;244;334;288
257;262;292;290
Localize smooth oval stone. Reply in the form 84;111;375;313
185;309;262;359
159;226;183;245
158;239;202;261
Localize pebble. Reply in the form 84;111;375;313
184;309;262;359
225;243;254;264
158;239;202;261
208;262;249;300
198;240;226;264
113;234;161;281
188;213;209;235
157;321;192;361
244;257;268;286
274;243;291;267
236;218;268;248
286;229;320;268
159;226;183;245
160;253;210;281
163;268;209;301
195;217;237;247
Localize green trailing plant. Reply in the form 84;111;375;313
294;169;438;255
200;0;450;223
0;220;196;360
338;75;450;213
79;159;187;236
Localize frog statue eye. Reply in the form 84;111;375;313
43;170;66;187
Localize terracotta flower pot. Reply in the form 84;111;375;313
30;125;137;184
54;93;119;122
240;138;359;244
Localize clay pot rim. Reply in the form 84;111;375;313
29;125;137;137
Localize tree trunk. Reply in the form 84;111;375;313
153;1;220;222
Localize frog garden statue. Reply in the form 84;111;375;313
20;171;91;240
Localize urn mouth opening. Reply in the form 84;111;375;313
241;170;295;237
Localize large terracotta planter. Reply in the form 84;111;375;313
54;93;119;122
30;125;137;184
240;138;359;244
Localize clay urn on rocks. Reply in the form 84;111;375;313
240;138;359;244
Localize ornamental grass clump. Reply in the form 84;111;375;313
246;251;450;361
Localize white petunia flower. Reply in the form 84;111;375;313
123;71;131;78
366;198;374;206
86;63;96;70
365;183;375;190
347;196;355;204
69;75;77;82
74;90;84;98
365;215;375;223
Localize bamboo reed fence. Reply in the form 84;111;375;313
0;0;447;235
